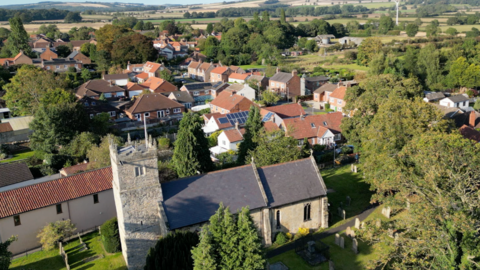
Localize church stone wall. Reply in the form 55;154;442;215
270;197;324;236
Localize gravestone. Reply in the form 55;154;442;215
308;241;316;253
346;196;351;206
353;166;357;173
351;164;354;172
382;207;391;219
339;237;345;249
406;199;410;210
346;226;355;238
354;218;360;229
361;222;365;229
375;219;381;228
352;238;358;254
335;234;340;246
387;227;394;238
394;232;399;242
342;210;346;220
329;260;335;270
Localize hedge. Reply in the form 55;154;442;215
100;217;121;253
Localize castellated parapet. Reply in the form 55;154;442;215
109;136;163;270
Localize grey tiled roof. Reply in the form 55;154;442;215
0;163;34;188
170;91;194;103
424;92;445;101
270;72;293;83
314;83;337;94
258;158;327;207
161;164;267;229
446;95;469;103
305;76;329;82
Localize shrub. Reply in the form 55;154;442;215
286;232;293;240
101;217;121;253
294;227;310;240
275;232;288;245
37;220;76;250
325;103;331;110
157;137;171;149
145;231;199;270
312;144;326;152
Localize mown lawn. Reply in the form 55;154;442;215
0;149;35;163
239;65;266;69
10;231;126;270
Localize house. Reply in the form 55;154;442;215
423;92;446;103
315;34;336;45
59;162;91;177
0;116;34;144
0;162;34;188
261;103;306;126
305;76;329;93
281;112;344;147
228;72;251;84
180;82;229;105
103;74;129;87
338;37;364;46
0;167;116;255
209;91;256;114
187;60;218;82
209;126;245;160
202;111;250;135
42;58;82;72
269;69;302;98
125;93;185;122
229;65;245;74
67;51;92;65
109;140;329;268
439;95;470;110
78;96;122;119
125;82;146;98
224;83;256;101
246;74;269;90
168;91;195;109
32;37;52;49
76;80;126;99
125;61;171;82
39;47;58;61
210;66;230;83
140;77;177;95
329;85;347;112
0;51;33;67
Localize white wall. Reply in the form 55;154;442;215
115;79;129;87
237;85;256;101
0;190;116;255
217;132;242;151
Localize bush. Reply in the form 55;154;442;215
294;227;310;240
101;217;121;253
275;232;288;245
37;220;76;250
312;144;326;152
157;137;171;149
145;231;199;270
325;103;331;110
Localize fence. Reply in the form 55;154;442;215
112;116;181;132
58;242;70;270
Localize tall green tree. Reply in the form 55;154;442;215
417;43;443;90
3;65;68;116
6;17;31;57
262;11;270;22
0;236;16;270
172;112;214;177
192;225;218;270
29;102;89;154
280;9;286;24
356;37;383;66
111;33;157;66
237;105;263;164
86;134;122;169
378;16;394;34
145;231;199;270
64;12;82;23
236;207;265;269
206;23;214;34
405;23;418;37
247;130;302;167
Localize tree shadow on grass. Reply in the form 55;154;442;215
9;256;65;270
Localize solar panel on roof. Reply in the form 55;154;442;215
218;118;229;124
226;114;233;120
262;112;273;122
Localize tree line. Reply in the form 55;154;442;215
0;8;70;23
216;4;369;17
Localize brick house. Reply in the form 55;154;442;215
313;83;337;103
180;82;229;105
0;51;33;67
210;66;231;83
42;58;82;72
140;77;177;95
125;93;185;121
269;69;302;99
40;47;58;61
329;86;347;112
261;103;306;126
76;80;126;99
246;74;269;90
187;60;218;82
209;91;256;114
67;51;91;65
281;112;344;147
305;76;329;93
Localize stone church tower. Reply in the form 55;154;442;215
109;136;164;269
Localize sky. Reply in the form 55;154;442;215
0;0;226;6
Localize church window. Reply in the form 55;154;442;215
56;204;63;214
14;215;21;226
135;166;146;177
304;203;311;221
93;194;99;204
276;210;281;229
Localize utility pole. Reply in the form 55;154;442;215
394;0;400;26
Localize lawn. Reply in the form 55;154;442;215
0;149;35;163
239;65;266;69
10;231;127;270
439;24;480;32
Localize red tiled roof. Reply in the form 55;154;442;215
60;163;92;176
264;103;306;119
0;167;113;218
141;77;177;93
135;72;149;80
229;73;250;80
459;125;480;142
0;122;13;133
282;112;343;140
125;82;145;91
0;58;13;66
211;66;229;75
330;86;347;100
223;128;245;142
264;121;280;132
144;61;162;73
210;91;255;112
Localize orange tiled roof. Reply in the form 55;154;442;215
229;73;250;80
0;167;112;218
135;72;149;80
329;86;347;100
210;91;255;112
211;66;229;75
264;121;280;132
282;112;343;140
223;128;245;142
264;104;305;119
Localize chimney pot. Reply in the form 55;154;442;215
235;121;239;130
470;111;476;127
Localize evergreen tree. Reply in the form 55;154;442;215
262;11;270;22
6;17;32;57
237;105;263;164
145;231;199;270
0;236;16;270
236;207;265;270
172;112;214;177
253;12;260;22
206;23;213;34
219;207;239;270
208;202;225;255
280;9;286;24
192;226;218;270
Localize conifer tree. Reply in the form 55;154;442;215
219;207;239;270
192;226;217;270
237;207;265;270
172;112;214;177
237;105;263;164
280;9;286;24
6;17;31;57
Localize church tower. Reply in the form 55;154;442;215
109;135;164;269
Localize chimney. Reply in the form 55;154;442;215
470;111;476;127
235;121;239;130
276;67;280;74
219;61;222;67
292;70;298;77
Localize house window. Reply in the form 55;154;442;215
47;66;50;70
75;64;78;68
271;82;275;87
218;74;220;79
338;100;342;105
304;203;311;221
298;139;304;146
135;114;141;120
104;93;112;98
92;102;96;106
194;91;199;96
64;65;67;68
174;108;181;113
134;166;146;177
84;102;89;106
90;114;94;119
144;112;150;117
109;111;116;117
14;215;21;226
166;109;170;114
157;111;164;118
56;204;63;214
93;194;99;204
56;65;60;69
223;140;226;145
221;109;224;113
276;210;281;229
335;134;341;141
204;90;209;94
276;83;279;87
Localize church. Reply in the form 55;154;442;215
109;137;329;269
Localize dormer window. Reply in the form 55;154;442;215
311;123;315;128
323;122;327;126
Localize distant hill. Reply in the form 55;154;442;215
0;2;165;12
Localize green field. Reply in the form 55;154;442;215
239;65;266;69
0;150;34;164
354;2;396;8
440;24;479;32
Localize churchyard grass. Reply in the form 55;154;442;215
10;231;127;270
0;149;35;163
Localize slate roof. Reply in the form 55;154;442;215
264;103;306;119
305;76;329;82
104;74;129;80
168;91;195;103
314;83;338;94
162;164;267;229
43;58;78;65
76;80;126;97
424;92;445;101
66;50;79;59
258;158;327;207
126;93;183;114
445;95;469;103
270;72;293;83
0;163;34;188
183;82;214;91
0;167;112;218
